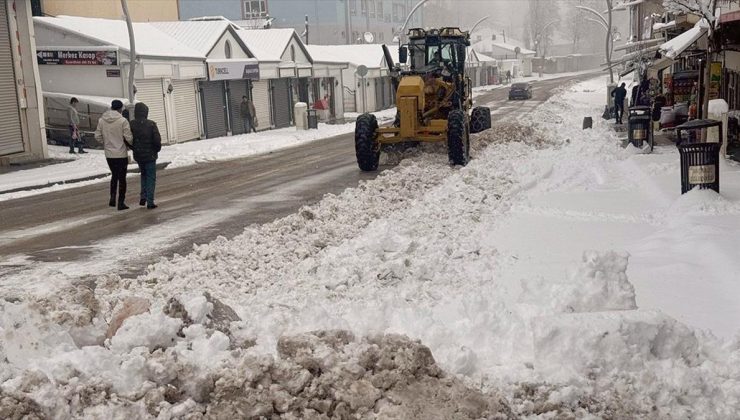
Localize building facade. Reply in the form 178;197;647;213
1;0;47;163
36;0;179;21
178;0;423;45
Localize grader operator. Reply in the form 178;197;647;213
354;27;491;171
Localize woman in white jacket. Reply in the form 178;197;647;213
95;100;133;210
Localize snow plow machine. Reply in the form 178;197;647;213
354;27;491;171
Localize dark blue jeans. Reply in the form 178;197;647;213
138;161;157;206
69;125;84;152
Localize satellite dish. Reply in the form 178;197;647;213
363;31;375;43
356;64;368;77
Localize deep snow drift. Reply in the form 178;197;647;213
2;77;740;419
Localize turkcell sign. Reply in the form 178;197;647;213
208;61;260;81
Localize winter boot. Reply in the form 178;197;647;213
109;195;116;207
117;193;129;210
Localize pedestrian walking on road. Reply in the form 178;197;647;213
95;99;133;210
240;95;257;133
611;83;628;124
67;97;87;154
130;102;161;209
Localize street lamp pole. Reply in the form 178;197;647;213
397;0;430;46
576;3;614;84
470;16;490;34
120;0;136;106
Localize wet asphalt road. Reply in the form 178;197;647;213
0;72;598;280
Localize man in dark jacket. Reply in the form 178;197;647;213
129;102;161;209
239;96;257;133
611;83;628;124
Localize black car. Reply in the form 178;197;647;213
508;82;533;100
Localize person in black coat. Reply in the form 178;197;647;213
129;102;161;209
611;83;628;124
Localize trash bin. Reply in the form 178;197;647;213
628;106;652;150
675;119;722;194
294;102;308;130
307;109;318;129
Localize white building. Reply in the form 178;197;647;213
150;20;258;138
466;49;498;87
237;28;314;129
307;44;398;113
34;15;206;144
472;39;535;78
1;0;47;163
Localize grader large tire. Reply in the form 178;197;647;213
470;106;491;134
355;113;380;171
447;109;470;166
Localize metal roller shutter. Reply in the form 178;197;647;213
343;86;355;113
228;79;249;135
0;4;24;156
172;79;200;142
252;80;270;131
135;79;169;143
374;78;383;111
271;78;292;129
199;81;227;138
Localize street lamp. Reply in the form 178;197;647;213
576;2;615;84
396;0;430;45
470;16;490;34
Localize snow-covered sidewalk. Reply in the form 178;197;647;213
0;108;397;201
2;76;740;418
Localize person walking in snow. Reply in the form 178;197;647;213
611;83;628;124
240;95;257;133
95;99;133;210
130;102;161;209
67;97;87;154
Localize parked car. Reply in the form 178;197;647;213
508;82;533;100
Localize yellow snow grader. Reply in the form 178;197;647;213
354;27;491;171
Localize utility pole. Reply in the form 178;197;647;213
120;0;136;107
304;15;309;44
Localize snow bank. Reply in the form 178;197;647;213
3;75;740;418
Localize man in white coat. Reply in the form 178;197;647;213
95;99;133;210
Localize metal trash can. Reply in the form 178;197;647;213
307;109;319;129
676;119;722;194
628;106;652;150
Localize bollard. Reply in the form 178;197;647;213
583;117;593;129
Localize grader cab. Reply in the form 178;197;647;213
354;27;491;171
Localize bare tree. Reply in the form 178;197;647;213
526;0;558;57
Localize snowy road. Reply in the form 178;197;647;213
2;74;740;418
0;72;595;291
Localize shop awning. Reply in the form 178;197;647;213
659;20;708;59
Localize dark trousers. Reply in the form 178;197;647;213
106;157;128;201
138;160;157;206
615;103;624;123
243;116;256;133
68;125;84;152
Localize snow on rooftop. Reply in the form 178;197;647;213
490;41;536;55
659;19;708;59
306;44;398;68
34;16;204;59
150;20;238;56
236;28;297;61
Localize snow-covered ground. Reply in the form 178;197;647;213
2;76;740;418
0;108;397;201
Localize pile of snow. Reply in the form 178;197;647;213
2;76;740;418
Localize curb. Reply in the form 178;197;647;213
0;161;170;195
